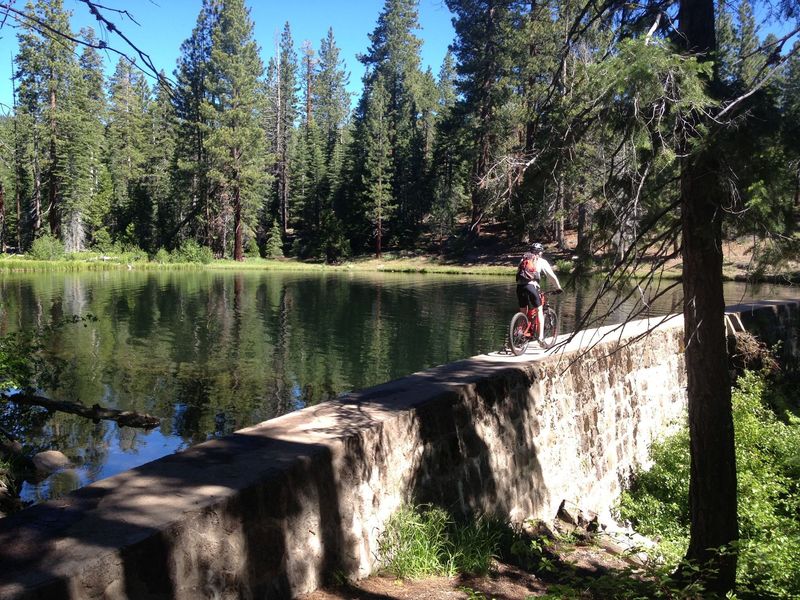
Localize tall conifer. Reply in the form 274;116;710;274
173;0;219;248
105;58;149;244
274;22;299;236
14;0;77;245
203;0;266;261
362;74;394;257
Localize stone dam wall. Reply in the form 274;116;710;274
0;300;797;600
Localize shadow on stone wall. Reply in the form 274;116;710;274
0;428;364;598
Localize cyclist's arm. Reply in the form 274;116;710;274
540;259;562;290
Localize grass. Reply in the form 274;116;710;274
2;246;782;284
377;505;507;579
0;252;518;276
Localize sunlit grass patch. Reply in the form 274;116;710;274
377;505;508;579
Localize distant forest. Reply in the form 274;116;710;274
0;0;797;263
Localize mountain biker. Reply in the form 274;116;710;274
516;242;562;346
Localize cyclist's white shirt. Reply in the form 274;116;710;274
533;257;561;290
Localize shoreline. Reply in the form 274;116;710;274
0;253;796;284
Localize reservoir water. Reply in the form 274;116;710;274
0;269;793;503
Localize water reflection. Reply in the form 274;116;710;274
0;270;794;503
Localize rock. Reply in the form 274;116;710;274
32;450;70;474
557;499;580;526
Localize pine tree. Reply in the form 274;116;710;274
264;218;284;257
173;0;219;249
60;28;106;252
715;1;737;85
203;0;266;261
14;0;78;246
362;74;394;258
736;0;761;87
0;117;14;251
313;28;351;260
784;43;800;213
430;50;467;243
445;0;518;236
315;28;351;159
348;0;428;246
105;57;149;246
274;22;299;236
146;76;178;251
292;40;319;245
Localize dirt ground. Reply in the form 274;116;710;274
298;525;650;600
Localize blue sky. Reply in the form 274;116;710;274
0;0;456;110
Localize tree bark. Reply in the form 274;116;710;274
577;201;589;258
47;87;60;238
0;182;5;252
679;0;738;593
234;184;243;261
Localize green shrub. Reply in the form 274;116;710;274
116;243;148;262
264;220;284;258
618;370;800;597
245;237;260;258
29;234;65;261
90;228;113;253
554;259;574;274
171;240;213;264
152;248;170;264
450;515;506;575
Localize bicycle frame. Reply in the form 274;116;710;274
523;292;550;339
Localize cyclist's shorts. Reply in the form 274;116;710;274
516;281;541;309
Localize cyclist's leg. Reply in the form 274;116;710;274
515;285;529;313
526;283;545;341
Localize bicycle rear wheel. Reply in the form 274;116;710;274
540;307;559;349
509;312;530;356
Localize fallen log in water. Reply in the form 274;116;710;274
2;393;161;429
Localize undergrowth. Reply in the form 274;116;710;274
619;369;800;598
377;504;720;598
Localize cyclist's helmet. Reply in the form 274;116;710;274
530;242;544;255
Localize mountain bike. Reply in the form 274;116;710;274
508;288;562;355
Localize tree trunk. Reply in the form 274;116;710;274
233;184;243;261
32;137;42;236
577;201;589;258
0;182;5;252
679;0;738;593
47;88;60;238
555;176;565;248
376;211;382;259
15;179;21;251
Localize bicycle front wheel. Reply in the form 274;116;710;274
540;307;559;349
509;312;530;356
